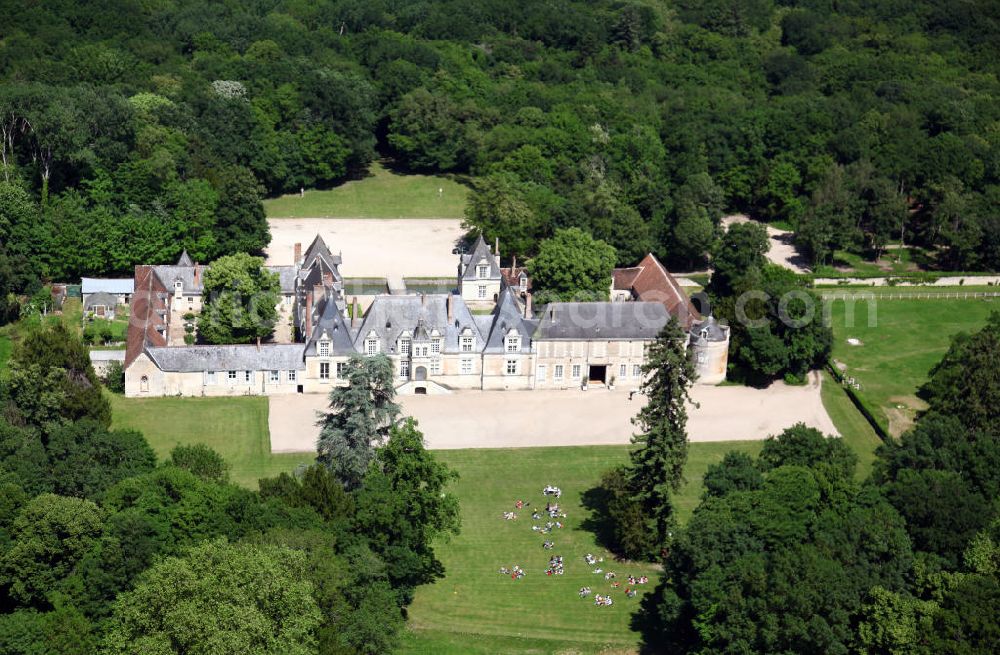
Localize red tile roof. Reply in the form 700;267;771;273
125;266;169;367
613;253;700;329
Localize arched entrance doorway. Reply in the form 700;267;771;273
415;366;427;381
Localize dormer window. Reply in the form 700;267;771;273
399;337;411;356
460;329;474;352
477;262;489;278
505;330;521;353
318;340;330;356
174;280;183;298
365;336;379;356
519;273;528;291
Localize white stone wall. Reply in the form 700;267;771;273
690;335;729;385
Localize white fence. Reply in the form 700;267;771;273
819;291;1000;301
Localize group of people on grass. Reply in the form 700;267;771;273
495;484;651;603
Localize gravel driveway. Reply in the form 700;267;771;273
269;372;837;452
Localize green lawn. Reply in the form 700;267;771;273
819;370;883;480
826;293;997;436
109;395;312;489
264;162;469;219
401;442;762;655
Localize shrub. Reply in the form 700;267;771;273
183;333;195;345
101;360;126;393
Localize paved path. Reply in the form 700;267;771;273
269;372;837;452
266;218;465;278
722;215;810;273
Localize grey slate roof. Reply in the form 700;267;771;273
176;250;194;266
691;315;729;342
151;265;204;294
84;291;119;310
460;235;501;281
146;344;306;371
354;294;483;354
301;234;343;272
484;285;534;353
266;266;298;294
305;293;356;356
532;302;671;341
81;278;134;295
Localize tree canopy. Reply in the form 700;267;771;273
528;228;617;302
197;253;281;345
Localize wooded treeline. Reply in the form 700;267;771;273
1;0;999;298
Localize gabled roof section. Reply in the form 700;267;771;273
460;235;501;281
176;250;194;266
305;292;355;356
353;294;483;354
613;253;700;330
301;234;342;271
125;265;169;367
484;285;533;353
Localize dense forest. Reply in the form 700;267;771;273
0;327;458;653
1;0;999;298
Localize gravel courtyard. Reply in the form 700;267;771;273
269;371;838;452
266;218;465;278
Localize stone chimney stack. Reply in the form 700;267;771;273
256;337;261;352
494;236;500;265
421;293;426;307
193;264;200;286
524;292;532;319
293;242;302;265
352;296;359;322
447;294;454;322
305;293;313;337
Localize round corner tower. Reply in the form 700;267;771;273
689;315;730;385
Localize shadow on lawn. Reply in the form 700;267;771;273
579;484;617;553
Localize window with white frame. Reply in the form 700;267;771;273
619;364;627;378
554;364;564;380
430;360;441;375
536;364;547;382
319;362;330;380
365;338;378;355
460;333;474;352
571;364;581;379
399;338;411;356
400;360;410;379
318;340;330;356
505;332;520;353
632;364;642;377
506;359;518;375
228;370;237;381
288;370;297;382
519;273;527;291
431;339;441;355
206;371;216;385
697;351;708;364
460;358;473;375
477;285;487;299
244;371;252;383
477;263;488;278
336;362;346;378
269;370;279;383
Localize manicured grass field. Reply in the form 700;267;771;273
263;162;469;219
826;293;996;436
109;395;312;488
400;442;762;655
819;370;883;479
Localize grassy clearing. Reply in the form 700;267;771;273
827;293;996;436
401;441;762;655
109;394;312;489
819;370;883;480
264;162;469;219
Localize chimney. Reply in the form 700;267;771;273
421;293;426;307
352;296;359;322
447;294;454;322
524;292;532;319
512;255;517;271
305;293;313;337
293;242;302;265
193;264;200;286
256;337;261;351
494;236;500;265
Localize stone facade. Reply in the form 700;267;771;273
124;237;727;397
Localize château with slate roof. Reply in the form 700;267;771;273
124;235;727;396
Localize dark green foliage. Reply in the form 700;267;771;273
167;443;230;484
758;423;857;485
920;312;1000;434
316;354;401;490
702;450;763;498
528;228;617;302
2;324;110;429
46;421;156;500
607;320;694;560
197;253;281;345
706;222;770;298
